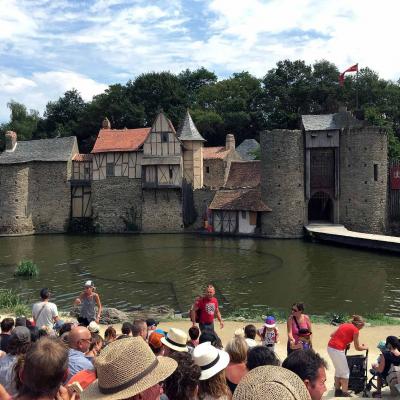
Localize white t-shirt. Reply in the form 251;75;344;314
32;301;58;329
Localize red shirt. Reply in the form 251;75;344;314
328;323;359;350
196;297;219;324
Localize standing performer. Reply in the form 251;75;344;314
191;284;223;332
74;280;102;326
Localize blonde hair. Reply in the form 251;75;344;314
199;369;230;399
225;335;248;363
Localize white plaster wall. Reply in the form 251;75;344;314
238;211;255;234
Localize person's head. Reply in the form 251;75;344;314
291;302;305;317
121;322;132;336
80;337;177;400
192;342;230;396
58;322;74;337
68;326;92;353
350;315;365;329
104;326;117;342
8;326;31;356
39;288;50;300
161;328;189;355
244;324;256;340
15;316;27;327
88;333;103;354
386;335;400;351
264;316;276;330
233;365;312;400
1;317;14;333
84;280;94;295
146;318;158;332
225;335;248;364
205;284;215;299
164;352;201;400
17;337;68;399
88;321;100;335
132;319;147;340
199;329;223;349
282;349;327;400
246;346;280;370
188;326;200;341
148;332;164;355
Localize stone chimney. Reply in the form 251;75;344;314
225;134;235;151
5;131;17;152
102;117;111;129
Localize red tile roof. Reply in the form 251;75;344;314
203;146;230;160
209;189;271;212
91;128;151;153
72;153;93;162
225;161;261;189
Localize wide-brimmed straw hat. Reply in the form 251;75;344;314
161;328;189;352
192;342;230;380
233;365;311;400
81;337;177;400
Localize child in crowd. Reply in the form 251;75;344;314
244;324;258;347
372;340;387;370
258;316;279;352
187;326;200;353
85;333;103;360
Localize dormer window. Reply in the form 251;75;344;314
161;132;169;143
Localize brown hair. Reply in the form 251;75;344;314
292;302;305;312
89;333;103;351
104;326;117;341
15;337;68;399
225;335;247;363
351;315;365;327
199;369;230;399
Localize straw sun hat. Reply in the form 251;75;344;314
192;342;230;380
233;365;311;400
160;328;189;352
81;337;177;400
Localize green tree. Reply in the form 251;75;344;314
127;72;188;127
0;101;40;141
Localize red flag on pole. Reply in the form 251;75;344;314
339;63;358;86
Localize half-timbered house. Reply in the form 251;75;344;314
90;118;151;233
209;161;271;234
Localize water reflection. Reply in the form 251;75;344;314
0;234;398;316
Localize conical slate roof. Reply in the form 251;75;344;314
177;110;205;141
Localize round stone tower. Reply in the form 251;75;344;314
260;129;306;238
339;126;387;234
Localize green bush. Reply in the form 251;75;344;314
0;289;23;310
13;304;30;318
15;260;39;278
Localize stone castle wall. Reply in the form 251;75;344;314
0;162;71;234
142;189;183;232
185;188;216;231
339;127;388;234
92;178;142;233
203;159;226;189
260;130;306;238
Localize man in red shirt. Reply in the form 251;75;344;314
190;285;224;332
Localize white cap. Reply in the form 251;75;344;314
85;280;93;287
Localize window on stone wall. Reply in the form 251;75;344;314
169;166;173;180
106;163;115;177
161;132;169;143
241;210;246;219
206;166;210;173
374;164;378;181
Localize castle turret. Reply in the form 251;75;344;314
178;110;205;189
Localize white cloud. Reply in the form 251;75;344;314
1;0;400;122
0;70;107;121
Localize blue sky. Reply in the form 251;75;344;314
1;0;399;122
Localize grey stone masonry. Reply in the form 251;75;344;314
185;188;216;231
260;130;306;238
92;177;142;233
339;127;387;234
142;189;183;232
0;162;71;234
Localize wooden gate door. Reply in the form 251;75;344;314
71;186;92;218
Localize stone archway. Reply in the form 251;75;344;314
308;191;333;222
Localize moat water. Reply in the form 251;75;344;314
0;234;399;317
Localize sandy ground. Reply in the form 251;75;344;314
97;320;398;399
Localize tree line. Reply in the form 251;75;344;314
1;59;400;157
